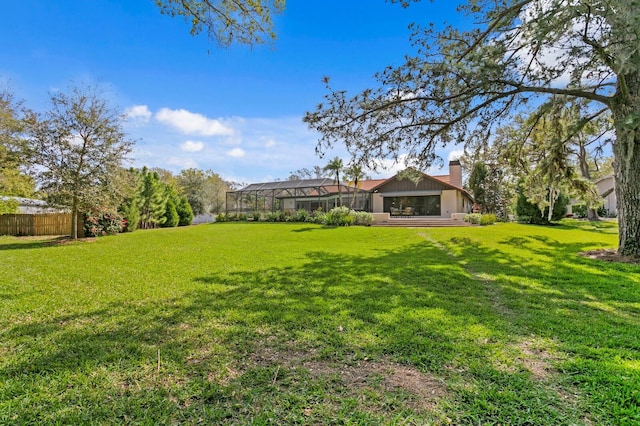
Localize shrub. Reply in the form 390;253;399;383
516;188;569;224
516;215;532;224
176;197;194;226
573;204;608;219
252;211;262;222
351;210;374;226
84;207;125;237
464;213;482;224
161;198;179;228
265;211;285;222
293;209;309;222
479;213;497;225
119;202;140;232
572;204;587;218
326;206;352;226
313;210;326;224
215;213;227;222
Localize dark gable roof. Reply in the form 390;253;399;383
366;170;470;196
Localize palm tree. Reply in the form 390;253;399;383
344;163;365;209
324;157;344;207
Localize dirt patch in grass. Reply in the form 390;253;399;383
580;249;640;264
518;340;556;380
304;359;447;409
380;364;447;410
247;345;447;412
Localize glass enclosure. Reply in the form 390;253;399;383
383;195;441;216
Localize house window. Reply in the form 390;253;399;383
384;196;441;216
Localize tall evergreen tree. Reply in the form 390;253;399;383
176;196;194;226
139;167;167;229
468;162;488;213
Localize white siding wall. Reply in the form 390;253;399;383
441;190;458;218
372;193;384;213
596;176;616;214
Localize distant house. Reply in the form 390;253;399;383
226;161;473;220
567;175;617;218
0;196;63;214
595;175;616;216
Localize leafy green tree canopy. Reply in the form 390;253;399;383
177;168;230;215
25;84;134;238
0;89;35;198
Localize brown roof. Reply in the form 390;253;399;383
358;179;387;191
431;174;450;184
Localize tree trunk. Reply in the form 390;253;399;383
611;75;640;256
586;207;600;221
71;197;78;239
577;141;600;221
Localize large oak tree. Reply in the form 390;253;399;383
305;0;640;256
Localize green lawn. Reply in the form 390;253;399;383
1;221;638;425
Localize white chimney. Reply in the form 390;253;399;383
449;160;462;188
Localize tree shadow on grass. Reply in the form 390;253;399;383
436;231;640;423
0;236;75;251
290;225;337;232
2;234;639;424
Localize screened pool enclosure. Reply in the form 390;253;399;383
226;179;370;216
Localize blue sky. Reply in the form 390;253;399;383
1;0;467;184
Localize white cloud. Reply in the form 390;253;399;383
166;156;198;169
128;114;345;181
226;148;246;158
447;149;464;162
125;105;152;122
367;154;410;178
180;140;205;152
156;108;234;136
262;137;277;148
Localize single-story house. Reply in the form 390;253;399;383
595;175;616;216
226;161;473;219
0;196;63;214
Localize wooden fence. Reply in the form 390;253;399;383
0;213;84;237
